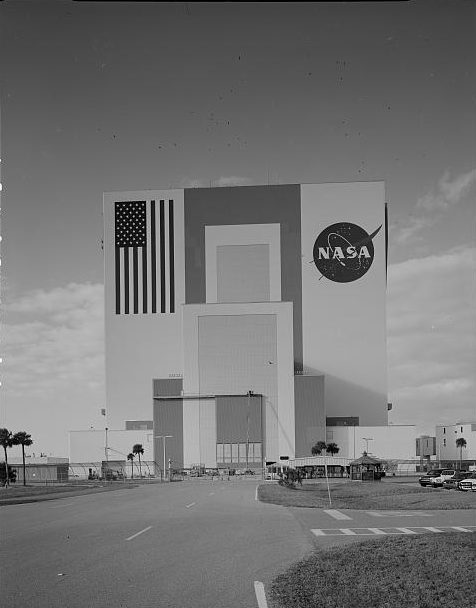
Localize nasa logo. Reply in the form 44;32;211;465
313;222;382;283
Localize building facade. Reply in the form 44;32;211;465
102;182;389;470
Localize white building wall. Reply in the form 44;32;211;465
300;182;387;425
103;190;185;429
326;425;416;461
182;302;295;464
436;422;476;462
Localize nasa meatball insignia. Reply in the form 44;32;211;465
313;222;382;283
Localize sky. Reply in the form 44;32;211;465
1;0;475;457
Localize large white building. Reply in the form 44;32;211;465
91;181;409;473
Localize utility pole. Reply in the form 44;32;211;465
362;437;373;453
246;390;252;469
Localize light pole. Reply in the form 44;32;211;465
246;390;254;470
362;437;373;454
155;435;173;481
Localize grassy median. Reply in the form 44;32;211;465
258;480;476;510
270;533;476;608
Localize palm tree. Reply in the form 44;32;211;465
326;442;340;456
311;440;327;456
132;444;144;477
456;437;467;469
127;452;135;479
0;428;13;487
12;431;33;486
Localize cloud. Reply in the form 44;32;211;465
1;283;105;454
387;246;476;433
417;168;476;211
391;215;435;245
392;168;476;246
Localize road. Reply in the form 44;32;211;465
1;480;311;608
1;480;475;607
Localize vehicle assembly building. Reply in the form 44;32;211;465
100;181;390;472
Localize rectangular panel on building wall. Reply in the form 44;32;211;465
104;190;185;429
199;399;217;468
300;182;387;425
153;398;184;470
217;244;270;303
216;396;262;443
294;375;325;458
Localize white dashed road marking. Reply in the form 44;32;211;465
312;526;476;537
186;502;196;508
323;509;352;520
366;510;432;517
254;581;268;608
125;526;152;541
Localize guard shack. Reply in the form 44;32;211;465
350;452;385;481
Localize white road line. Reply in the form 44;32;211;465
185;502;196;508
452;526;473;532
395;527;418;534
340;528;357;535
311;529;326;536
209;492;215;496
422;527;444;533
367;528;386;535
323;509;352;520
125;526;152;541
255;485;259;501
366;510;432;517
254;581;268;608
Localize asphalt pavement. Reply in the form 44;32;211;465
1;480;312;608
2;480;475;607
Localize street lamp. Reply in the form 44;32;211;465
155;435;173;481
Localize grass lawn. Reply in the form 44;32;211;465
0;482;137;503
258;480;476;510
270;533;476;608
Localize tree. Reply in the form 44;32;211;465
0;428;13;487
12;431;33;486
456;437;467;469
326;442;340;456
311;440;327;456
132;444;144;477
127;453;135;479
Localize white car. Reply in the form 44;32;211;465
430;469;456;487
459;476;476;492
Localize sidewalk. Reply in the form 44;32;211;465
0;483;138;506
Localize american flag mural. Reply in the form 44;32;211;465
114;200;175;314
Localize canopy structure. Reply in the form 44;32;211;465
350;452;386;481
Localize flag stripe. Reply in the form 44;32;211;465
142;244;148;313
133;246;139;314
159;200;166;313
124;248;130;314
169;199;175;313
151;201;157;313
115;246;121;314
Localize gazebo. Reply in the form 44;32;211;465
350;452;385;481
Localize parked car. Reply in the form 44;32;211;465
430;469;457;487
418;469;444;487
442;471;473;490
459;474;476;492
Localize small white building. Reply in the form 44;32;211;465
435;422;476;465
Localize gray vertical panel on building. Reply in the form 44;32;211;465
294;375;325;458
217;244;270;303
184;184;303;370
216;396;262;443
153;378;184;469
